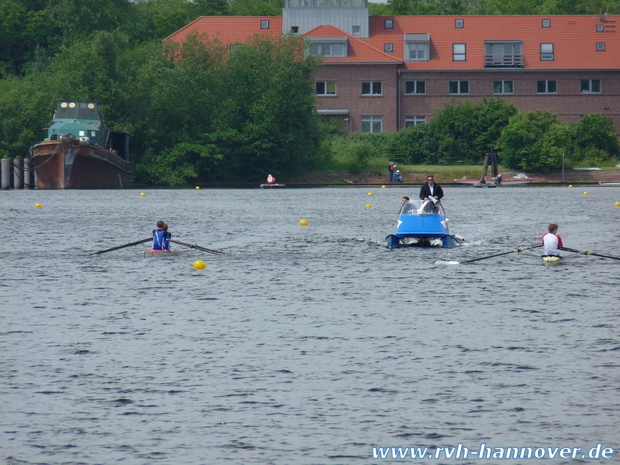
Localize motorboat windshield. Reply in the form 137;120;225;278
399;200;445;216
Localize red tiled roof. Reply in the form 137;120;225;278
368;15;619;70
165;16;282;43
303;25;402;64
166;14;619;70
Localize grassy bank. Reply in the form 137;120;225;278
295;163;506;184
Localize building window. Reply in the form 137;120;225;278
597;24;604;32
261;20;270;29
493;80;513;94
581;79;601;93
385;19;393;29
405;116;426;127
485;41;523;68
352;25;360;35
453;43;466;61
540;43;554;61
597;42;605;51
405;33;430;62
309;38;348;58
316;81;336;95
408;43;427;60
291;26;299;33
542;19;551;28
384;43;393;52
405;81;426;94
455;19;464;28
362;116;382;133
449;81;469;94
537;80;557;93
361;81;382;95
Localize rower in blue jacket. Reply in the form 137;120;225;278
153;220;171;250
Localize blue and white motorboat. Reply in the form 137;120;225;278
386;199;464;248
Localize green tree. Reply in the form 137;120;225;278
47;0;135;44
497;110;570;172
0;0;53;76
129;0;228;43
206;34;321;182
228;0;284;15
395;98;518;164
570;113;620;164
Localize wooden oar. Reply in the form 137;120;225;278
91;238;152;255
436;244;543;265
169;239;225;255
560;247;620;261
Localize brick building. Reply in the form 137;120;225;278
165;1;620;133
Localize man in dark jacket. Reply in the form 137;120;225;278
419;175;444;211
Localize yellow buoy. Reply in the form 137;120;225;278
366;204;372;208
614;202;620;207
568;185;573;188
299;219;308;226
196;186;200;190
367;192;373;196
583;192;589;195
381;185;386;189
35;203;42;208
140;192;146;197
193;260;206;270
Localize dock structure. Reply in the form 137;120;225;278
1;157;34;190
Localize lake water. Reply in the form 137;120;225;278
1;185;619;465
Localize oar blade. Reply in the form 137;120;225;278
169;239;225;255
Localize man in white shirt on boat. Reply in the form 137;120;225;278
542;223;563;256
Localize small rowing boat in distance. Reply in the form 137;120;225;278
260;183;285;189
599;182;620;186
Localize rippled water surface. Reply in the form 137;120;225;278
1;186;619;465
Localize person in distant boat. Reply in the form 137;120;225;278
153;220;171;251
542;223;563;256
394;170;403;183
388;161;396;183
267;174;276;184
162;223;171;251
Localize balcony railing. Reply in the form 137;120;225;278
484;54;523;68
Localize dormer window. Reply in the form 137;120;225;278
455;19;464;28
597;24;604;32
261;20;270;29
485;41;523;68
404;33;430;62
542;19;551;28
308;37;348;58
385;19;393;29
